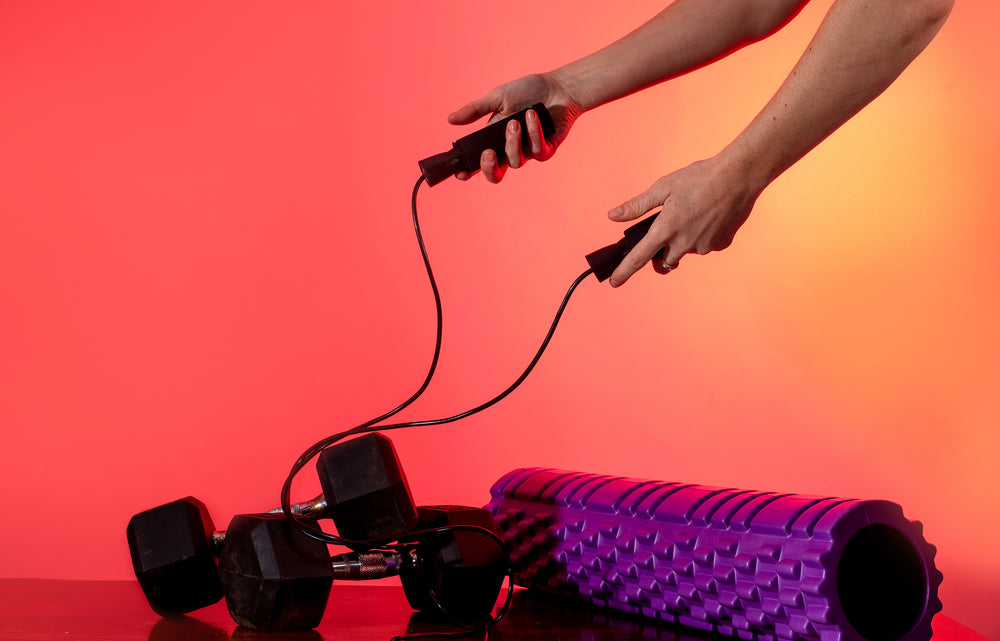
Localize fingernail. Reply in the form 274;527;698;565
527;110;537;122
608;207;622;220
508;120;518;133
609;278;620;288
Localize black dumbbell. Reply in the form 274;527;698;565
218;513;334;632
218;506;508;631
126;495;226;617
127;432;417;616
127;494;336;617
312;430;417;542
400;505;508;621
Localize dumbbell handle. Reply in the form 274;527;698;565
330;550;409;580
218;530;408;582
207;494;331;554
266;493;329;519
208;531;226;556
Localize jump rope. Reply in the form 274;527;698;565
278;104;662;640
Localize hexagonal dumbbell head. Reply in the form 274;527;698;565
401;505;508;621
126;496;223;616
218;513;333;632
316;432;417;543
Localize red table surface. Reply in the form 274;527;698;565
0;579;988;641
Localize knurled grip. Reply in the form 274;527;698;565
485;468;942;641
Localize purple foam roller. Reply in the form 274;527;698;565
486;468;941;641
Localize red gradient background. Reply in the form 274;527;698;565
1;1;997;638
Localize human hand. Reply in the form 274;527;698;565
448;73;582;183
605;155;762;287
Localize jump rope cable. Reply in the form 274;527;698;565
280;174;594;638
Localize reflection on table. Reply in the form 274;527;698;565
0;579;986;641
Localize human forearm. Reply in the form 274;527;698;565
550;0;811;111
603;0;954;286
448;0;810;183
721;0;954;192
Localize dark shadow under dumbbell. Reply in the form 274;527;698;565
147;614;229;641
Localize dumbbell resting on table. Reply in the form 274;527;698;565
126;433;508;631
218;508;506;631
126;432;415;617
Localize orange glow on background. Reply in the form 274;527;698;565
1;2;997;638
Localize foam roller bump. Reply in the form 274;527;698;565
485;468;941;641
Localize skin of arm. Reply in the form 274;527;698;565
552;0;813;112
606;0;955;286
449;0;954;286
450;0;812;182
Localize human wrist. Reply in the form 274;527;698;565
546;65;595;114
716;137;777;199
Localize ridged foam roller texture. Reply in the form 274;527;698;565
486;468;941;641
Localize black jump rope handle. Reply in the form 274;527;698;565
418;103;659;280
418;103;556;187
584;212;661;282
